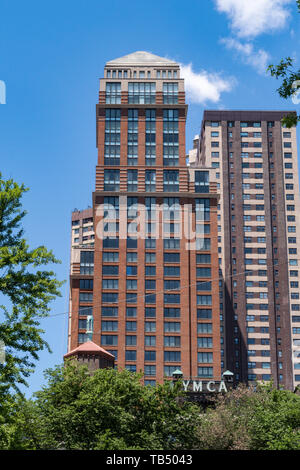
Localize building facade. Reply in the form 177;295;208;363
193;110;300;390
68;52;221;385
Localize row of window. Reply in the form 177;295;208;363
105;69;178;80
105;82;178;105
99;335;213;348
102;169;209;192
100;251;211;264
100;237;211;251
98;320;213;333
79;306;212;319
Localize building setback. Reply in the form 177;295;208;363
192;110;300;390
68;52;221;385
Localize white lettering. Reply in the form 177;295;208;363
207;381;216;392
218;381;228;393
183;380;190;391
193;381;203;392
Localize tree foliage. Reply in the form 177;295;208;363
0;362;201;450
195;383;300;450
1;363;299;451
267;1;300;127
0;174;63;401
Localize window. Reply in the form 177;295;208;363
79;292;93;302
145;336;156;346
102;265;119;276
164;365;181;376
164;252;180;263
127;109;138;165
164;307;180;318
101;307;118;317
104;169;120;191
125;350;136;361
105;83;121;104
198;337;213;348
164;351;181;362
127;169;138;192
102;293;118;304
105;109;121;165
101;335;118;346
163;82;178;104
126;265;137;276
164;335;181;348
79;279;93;290
126;321;137;332
145;351;156;362
145;170;156;191
126;293;137;303
164;280;180;290
145;307;156;317
126;279;137;290
198;352;213;363
145;266;156;276
197;295;212;306
128;82;155;104
80;251;94;275
145;365;156;376
145;322;156;332
195;171;209;193
198;367;213;378
197;323;212;333
146;279;156;290
146;252;156;263
164;322;180;332
195;198;210;222
163;111;179;166
102;279;118;290
197;309;212;319
102;321;118;332
164;294;180;304
163;170;179;192
103;252;119;263
197;281;211;291
196;267;211;278
145;109;156;166
164;238;180;249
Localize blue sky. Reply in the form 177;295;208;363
0;0;299;396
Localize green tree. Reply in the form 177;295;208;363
8;362;201;450
267;1;300;127
194;383;300;450
0;173;63;402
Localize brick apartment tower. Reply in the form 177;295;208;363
192;110;300;391
68;52;221;385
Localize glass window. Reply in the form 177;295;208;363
105;83;121;104
195;171;209;193
104;169;120;191
128;82;156;104
127;109;138;166
163;82;178;104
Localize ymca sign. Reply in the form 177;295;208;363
182;379;228;393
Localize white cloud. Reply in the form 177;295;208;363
221;37;271;74
180;63;235;104
214;0;293;38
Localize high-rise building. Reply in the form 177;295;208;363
68;52;222;385
192;110;300;390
